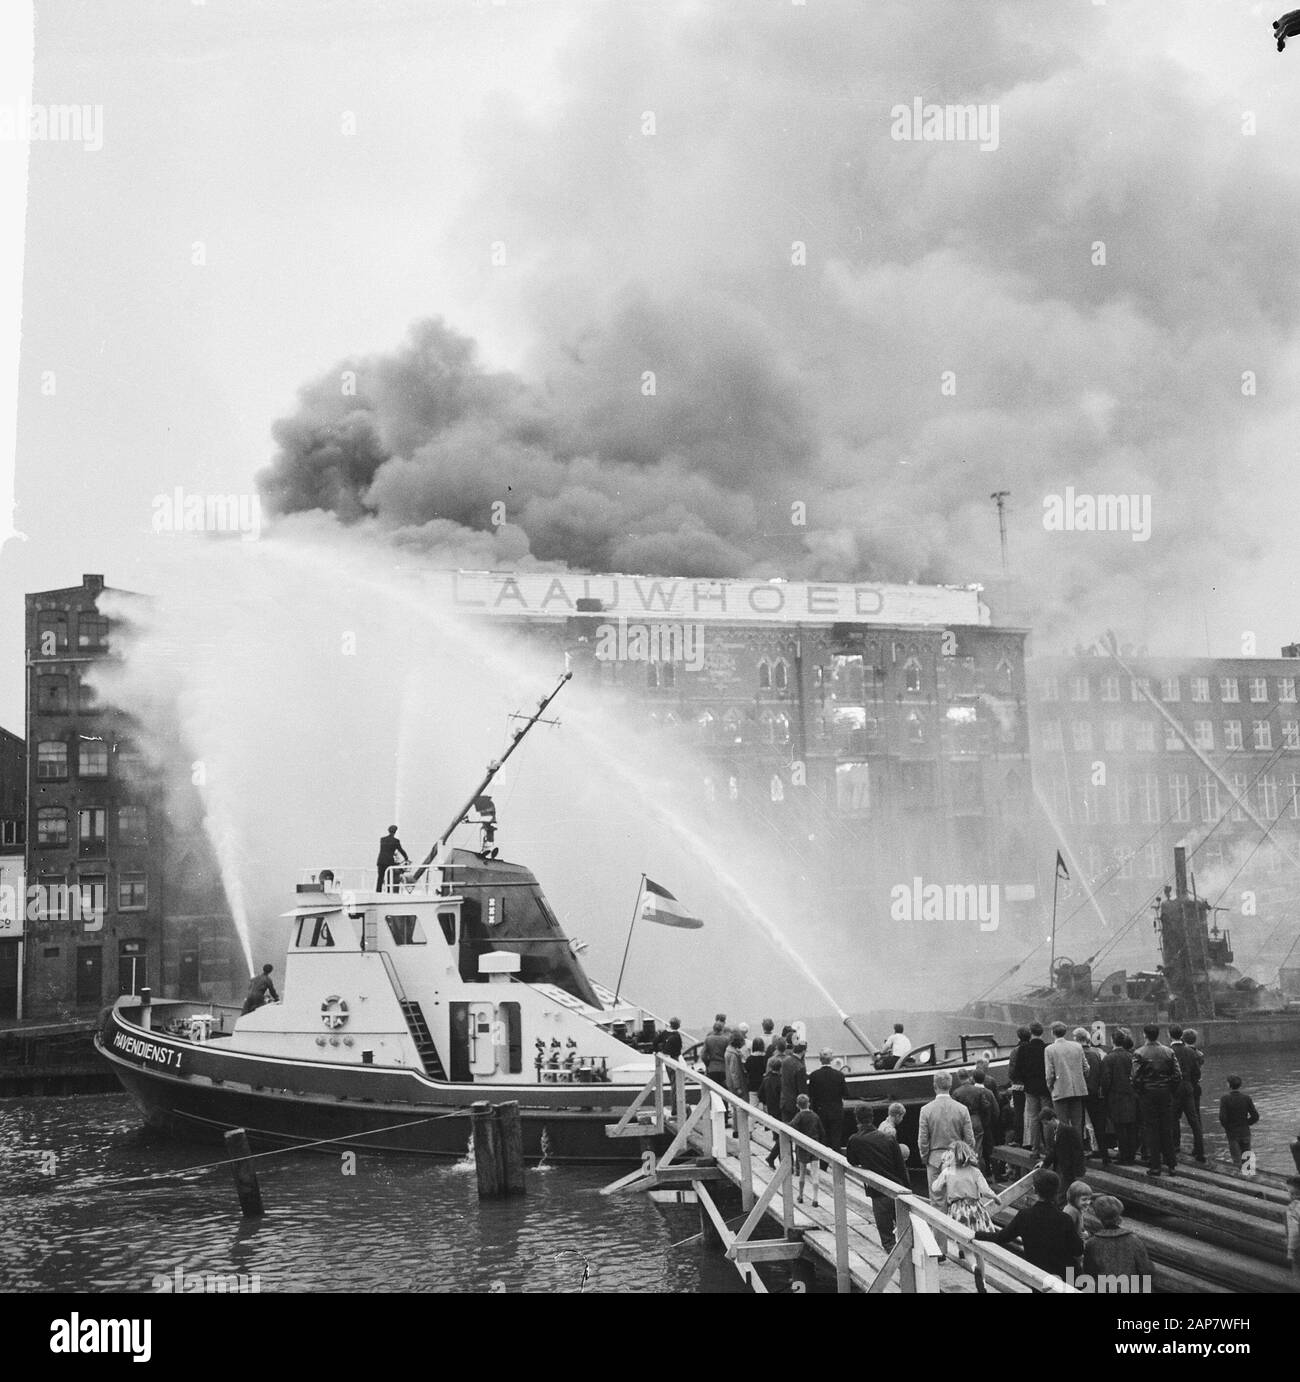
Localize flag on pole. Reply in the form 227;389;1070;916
639;878;704;929
1055;850;1070;881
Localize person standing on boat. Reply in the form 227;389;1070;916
1045;1022;1089;1138
375;825;409;892
918;1070;975;1211
878;1023;912;1069
241;964;278;1014
1021;1021;1052;1154
1100;1030;1138;1164
809;1048;848;1155
1132;1024;1182;1178
1169;1025;1207;1164
658;1017;684;1062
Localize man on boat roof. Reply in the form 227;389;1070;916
376;825;410;892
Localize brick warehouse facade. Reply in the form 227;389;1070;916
1027;649;1300;979
23;575;242;1020
431;571;1042;937
0;723;24;1018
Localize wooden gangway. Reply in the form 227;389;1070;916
602;1055;1077;1294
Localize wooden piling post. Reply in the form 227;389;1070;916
496;1101;526;1196
223;1128;265;1217
471;1101;504;1198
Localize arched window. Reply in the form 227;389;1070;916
696;709;715;736
36;611;67;654
770;775;785;803
773;659;788;692
907;710;925;743
759;710;776;744
722;708;743;744
37;741;68;780
773;712;791;745
904;657;923;694
37;806;68;847
757;660;771;690
728;775;740;802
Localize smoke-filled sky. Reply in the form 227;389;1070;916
7;1;1300;715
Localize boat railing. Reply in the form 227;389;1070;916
294;865;453;898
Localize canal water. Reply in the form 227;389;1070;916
0;1049;1295;1293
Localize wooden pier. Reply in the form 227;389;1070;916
602;1056;1075;1294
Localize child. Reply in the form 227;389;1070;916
789;1093;826;1207
1082;1194;1152;1281
1218;1075;1260;1167
880;1100;911;1163
1286;1177;1300;1279
933;1139;997;1235
1063;1180;1095;1242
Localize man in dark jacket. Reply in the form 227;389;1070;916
1218;1074;1260;1166
1131;1024;1182;1176
375;825;409;891
1169;1024;1207;1163
780;1043;809;1121
1077;1028;1108;1164
1100;1030;1138;1164
1007;1026;1032;1144
808;1049;848;1154
846;1105;909;1250
241;963;278;1014
701;1021;729;1085
953;1067;1000;1173
976;1169;1083;1281
1022;1021;1052;1154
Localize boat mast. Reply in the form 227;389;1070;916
407;668;573;883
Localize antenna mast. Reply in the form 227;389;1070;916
991;490;1010;576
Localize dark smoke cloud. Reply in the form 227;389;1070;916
258;1;1300;649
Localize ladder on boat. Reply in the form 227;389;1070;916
399;999;448;1081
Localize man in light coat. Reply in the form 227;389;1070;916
1044;1021;1089;1137
918;1070;975;1211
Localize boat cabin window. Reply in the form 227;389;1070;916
296;915;336;948
385;914;427;945
437;911;457;946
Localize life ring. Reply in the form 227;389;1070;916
321;995;349;1030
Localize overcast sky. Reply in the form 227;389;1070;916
6;0;1300;733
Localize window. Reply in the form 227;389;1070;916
78;807;106;856
1160;678;1180;702
1109;775;1131;824
1249;678;1268;703
1130;677;1151;702
1133;721;1155;752
40;875;68;920
906;710;925;743
1258;776;1279;819
77;614;109;651
904;658;922;695
79;875;106;920
1220;677;1239;703
721;708;743;745
1198;774;1221;822
1164;723;1184;751
757;661;771;690
117;806;148;846
1143;842;1162;878
1113;846;1134;879
1103;721;1124;753
834;762;870;812
1281;677;1296;703
1192;720;1215;751
37;740;68;780
1041;721;1063;752
1137;775;1161;824
0;819;24;846
1082;844;1101;879
1285;721;1300;750
1253;720;1272;751
1230;773;1248;822
77;679;99;712
1289;773;1300;818
772;659;788;692
1040;677;1059;702
1224;720;1243;750
770;775;784;803
78;739;108;778
695;709;714;736
728;775;739;802
296;915;336;948
36;611;68;653
1068;675;1090;702
660;662;675;689
770;712;790;745
1191;677;1210;703
1071;721;1093;753
1101;676;1120;702
37;806;68;847
1169;774;1191;823
384;914;426;945
35;672;69;713
118;873;147;910
645;663;659;690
